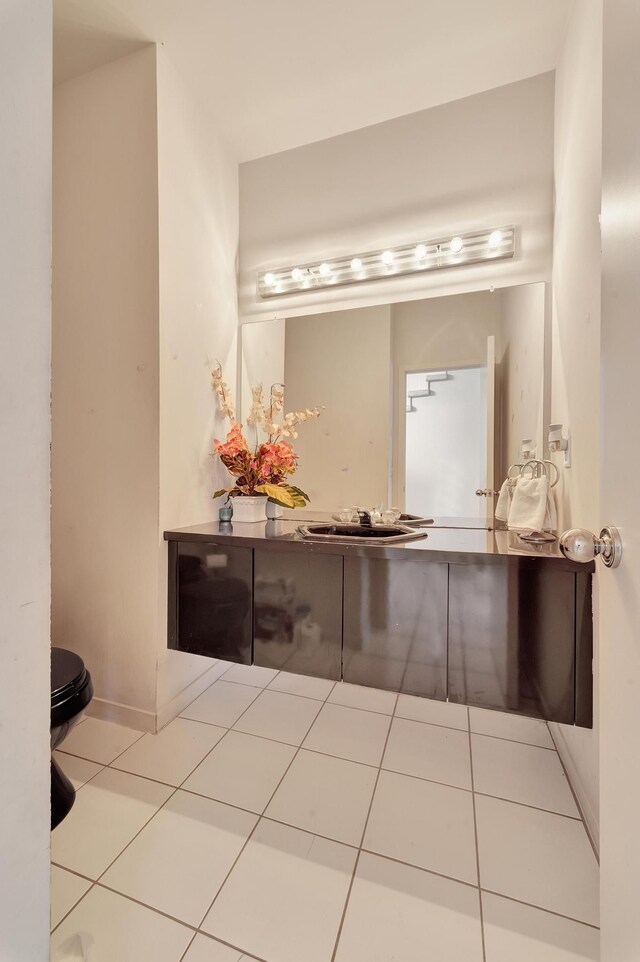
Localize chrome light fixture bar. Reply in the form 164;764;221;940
257;225;516;298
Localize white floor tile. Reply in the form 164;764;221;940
472;734;579;816
183;730;296;813
267;671;335;701
51;767;173;879
303;703;391;766
383;717;472;789
334;852;484;962
395;694;469;731
50;885;192;962
53;752;103;790
58;717;143;765
482;893;600;962
364;769;477;883
202;819;357;962
181;680;262;728
182;933;250;962
266;749;377;845
102;790;257;927
221;663;279;687
233;689;321;745
328;682;397;714
475;795;599;925
112;717;226;786
51;866;91;931
469;707;554;748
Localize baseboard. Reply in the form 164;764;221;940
155;660;229;731
549;722;600;855
88;696;156;733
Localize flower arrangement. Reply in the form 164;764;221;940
211;364;322;509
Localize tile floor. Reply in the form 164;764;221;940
51;662;600;962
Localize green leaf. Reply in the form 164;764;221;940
255;483;296;508
212;488;232;499
287;484;311;503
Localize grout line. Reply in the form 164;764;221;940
360;848;479;890
468;706;487;962
177;931;199;962
329;696;396;962
95;880;197;931
479;888;600;931
546;723;600;864
469;728;556;751
50;882;98;935
193;930;270;962
192;694;325;932
472;792;582;821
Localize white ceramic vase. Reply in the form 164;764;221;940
232;495;267;523
265;500;284;520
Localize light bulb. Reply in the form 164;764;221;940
488;230;503;249
414;244;427;260
291;267;303;282
350;257;363;272
263;272;276;287
318;262;331;277
449;236;463;254
381;250;394;266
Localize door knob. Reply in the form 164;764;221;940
559;526;622;568
476;489;498;497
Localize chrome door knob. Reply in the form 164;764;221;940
476;489;498;497
559;526;622;568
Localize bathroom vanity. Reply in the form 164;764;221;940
164;519;593;727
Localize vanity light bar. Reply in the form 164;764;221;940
256;225;516;298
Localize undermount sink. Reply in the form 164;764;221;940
297;523;428;545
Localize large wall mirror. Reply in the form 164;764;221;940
241;282;549;527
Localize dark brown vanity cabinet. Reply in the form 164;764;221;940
448;561;592;725
343;557;448;700
168;541;253;664
253;549;343;680
167;534;593;727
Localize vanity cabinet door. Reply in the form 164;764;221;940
253;549;343;680
170;541;253;664
343;557;448;699
448;561;579;724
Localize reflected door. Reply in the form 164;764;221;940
484;335;497;526
404;365;488;519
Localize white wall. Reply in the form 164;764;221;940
548;0;602;850
52;47;161;729
239;73;555;322
282;307;391;510
500;283;548;471
600;2;640;955
155;48;240;721
0;0;52;956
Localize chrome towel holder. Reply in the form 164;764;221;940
507;459;560;488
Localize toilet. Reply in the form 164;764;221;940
50;647;93;829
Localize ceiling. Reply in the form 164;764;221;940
53;0;572;163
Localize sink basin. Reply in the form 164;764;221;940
297;523;428;545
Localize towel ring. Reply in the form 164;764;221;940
520;458;560;488
543;459;560;488
507;463;523;480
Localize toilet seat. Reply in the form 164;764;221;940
51;647;92;730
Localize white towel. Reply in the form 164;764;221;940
495;478;516;522
508;476;549;531
542;487;557;533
